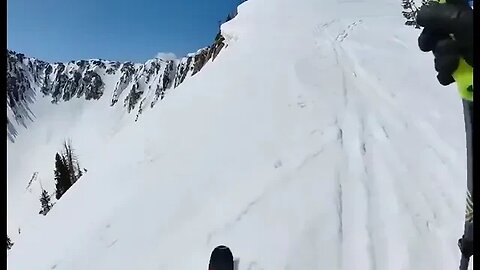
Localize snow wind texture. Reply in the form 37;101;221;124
7;0;472;269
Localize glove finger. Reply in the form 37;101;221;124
434;54;459;74
418;28;450;52
433;38;459;57
433;39;460;75
437;72;456;86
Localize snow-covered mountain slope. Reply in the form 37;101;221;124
6;35;226;241
7;38;225;142
7;0;471;269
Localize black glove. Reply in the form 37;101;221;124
458;236;474;257
417;0;473;86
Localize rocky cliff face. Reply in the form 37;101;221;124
7;36;226;141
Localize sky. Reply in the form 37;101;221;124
7;0;241;63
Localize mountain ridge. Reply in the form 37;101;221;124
7;35;226;142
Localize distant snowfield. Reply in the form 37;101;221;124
7;0;471;269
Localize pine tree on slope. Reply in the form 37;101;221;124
55;153;71;200
39;189;53;215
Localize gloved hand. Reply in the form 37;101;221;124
416;0;473;86
458;236;474;257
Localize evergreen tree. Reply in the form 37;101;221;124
77;162;83;178
62;140;81;185
7;235;13;250
54;140;83;200
55;153;71;200
39;189;53;215
402;0;431;28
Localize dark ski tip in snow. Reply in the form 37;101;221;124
209;245;239;270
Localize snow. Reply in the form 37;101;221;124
7;0;472;269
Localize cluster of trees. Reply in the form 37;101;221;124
402;0;430;28
38;140;84;216
8;141;84;251
54;140;83;200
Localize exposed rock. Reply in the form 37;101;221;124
6;33;227;141
111;62;135;106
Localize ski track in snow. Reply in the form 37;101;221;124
7;0;471;269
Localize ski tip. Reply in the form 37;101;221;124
214;245;231;251
209;245;234;270
210;245;233;259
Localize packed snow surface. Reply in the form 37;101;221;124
7;0;471;269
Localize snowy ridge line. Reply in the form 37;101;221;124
6;35;226;142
